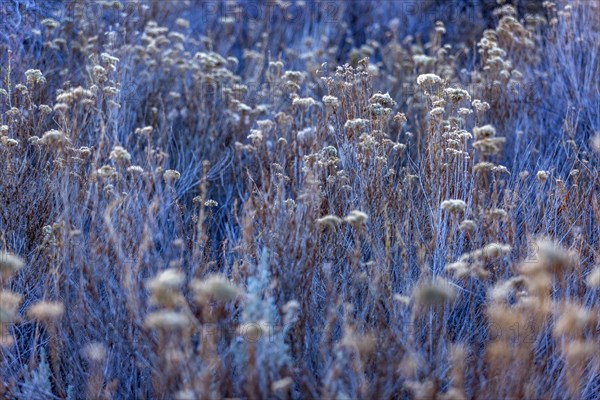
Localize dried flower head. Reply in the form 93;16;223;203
0;252;24;277
272;377;293;392
369;92;397;108
163;169;181;183
317;215;342;229
344;210;369;226
444;88;471;102
586;266;600;288
292;97;316;108
441;199;467;213
204;199;219;207
189;274;241;302
81;342;107;362
0;291;22;324
97;165;117;179
109;146;131;162
40;129;68;145
344;118;370;130
322;95;339;108
25;69;46;86
145;310;189;330
536;170;550;181
27;301;65;323
459;219;476;233
127;165;144;174
413;277;457;309
417;73;442;86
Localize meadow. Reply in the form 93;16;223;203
0;0;599;398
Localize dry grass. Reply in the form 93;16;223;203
0;0;599;398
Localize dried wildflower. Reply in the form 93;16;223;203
272;377;293;392
3;138;18;147
100;53;120;68
189;274;241;302
36;105;51;115
369;92;397;108
317;215;342;229
282;70;305;84
5;107;20;117
414;277;457;309
586;266;600;288
482;243;511;259
429;107;445;117
109;146;131;162
204;199;218;207
127;165;144;174
148;269;185;292
472;99;490;113
163;169;181;183
490;208;507;219
27;301;64;323
417;73;442;86
536;170;550;181
256;119;274;133
459;219;476;233
554;303;596;337
40;129;67;145
522;239;573;278
81;342;107;362
175;18;190;29
445;260;471;279
473;137;505;155
492;165;510;175
344;118;369;130
344;210;369;226
297;127;315;144
441;199;467;213
444;88;471;102
145;310;188;330
0;291;22;324
247;129;263;144
136;126;153;136
292;97;316;108
41;18;60;29
25;69;46;86
592;132;600;152
322;95;339;108
473;125;496;139
97;165;117;178
0;253;24;277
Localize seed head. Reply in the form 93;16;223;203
417;73;442;86
536;170;550;181
163;169;181;183
441;199;467;213
0;291;22;324
586;266;600;288
97;165;117;179
144;310;189;330
473;125;496;139
189;274;241;302
318;215;342;229
81;342;107;362
344;210;369;227
27;301;65;323
413;277;457;309
322;95;339;108
0;252;25;277
109;146;131;162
